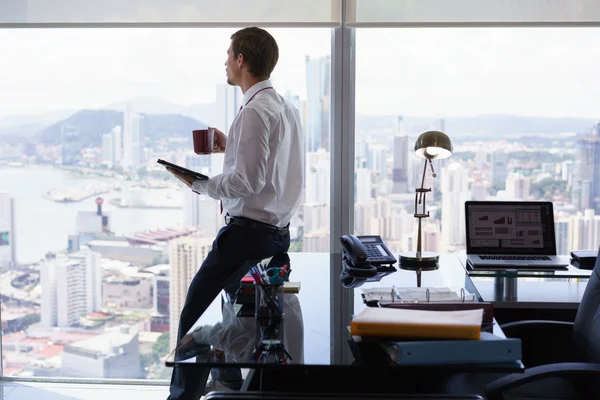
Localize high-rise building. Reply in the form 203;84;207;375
305;55;330;152
285;90;302;117
0;193;16;269
355;168;371;204
441;163;471;249
122;102;144;170
575;132;600;212
182;154;221;236
421;221;441;254
61;124;81;166
151;269;170;333
112;125;123;166
554;218;570;255
305;150;330;205
392;116;409;194
366;144;388;181
561;160;573;183
490;150;508;187
40;247;102;328
505;173;531;200
102;125;126;169
303;150;329;238
216;84;243;133
301;231;329;252
168;235;213;350
569;209;600;251
102;132;114;167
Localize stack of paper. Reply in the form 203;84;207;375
350;307;483;340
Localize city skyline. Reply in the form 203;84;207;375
1;28;600;119
3;23;600;380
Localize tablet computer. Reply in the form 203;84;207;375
157;159;209;180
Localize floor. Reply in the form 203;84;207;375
0;381;170;400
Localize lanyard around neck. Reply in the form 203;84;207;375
240;86;273;110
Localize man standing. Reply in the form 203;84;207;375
165;27;304;400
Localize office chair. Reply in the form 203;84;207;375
205;393;484;400
446;246;600;399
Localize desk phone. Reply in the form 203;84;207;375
340;234;397;266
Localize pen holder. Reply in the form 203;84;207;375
253;314;291;364
255;283;284;319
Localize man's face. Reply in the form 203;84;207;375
225;43;240;86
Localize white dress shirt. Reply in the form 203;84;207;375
191;294;304;364
192;79;304;227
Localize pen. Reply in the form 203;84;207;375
255;264;268;283
250;268;263;284
279;264;289;279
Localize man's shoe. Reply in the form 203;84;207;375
203;379;243;395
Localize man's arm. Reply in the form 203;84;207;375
192;109;270;200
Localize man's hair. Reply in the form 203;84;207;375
230;27;279;79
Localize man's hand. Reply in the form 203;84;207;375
166;167;195;188
210;127;227;153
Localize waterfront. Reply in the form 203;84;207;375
0;166;184;264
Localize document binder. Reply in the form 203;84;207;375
361;287;477;306
379;332;521;365
350;307;483;340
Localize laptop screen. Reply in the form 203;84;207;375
465;201;557;255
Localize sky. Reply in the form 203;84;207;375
1;27;600;119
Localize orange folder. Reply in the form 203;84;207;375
350;307;483;340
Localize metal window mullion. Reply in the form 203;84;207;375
330;4;356;364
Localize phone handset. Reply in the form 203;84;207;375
339;234;398;289
339;235;377;280
339;234;368;263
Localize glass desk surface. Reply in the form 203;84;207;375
166;253;523;373
456;254;593;279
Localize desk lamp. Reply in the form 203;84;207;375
399;130;453;287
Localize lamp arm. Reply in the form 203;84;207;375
415;158;430;256
418;158;428;205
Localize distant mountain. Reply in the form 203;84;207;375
356;114;598;137
0;109;76;129
36;109;207;146
0;123;47;138
104;97;216;125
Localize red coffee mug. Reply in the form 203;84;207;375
193;129;215;155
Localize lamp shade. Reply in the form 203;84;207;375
414;130;453;160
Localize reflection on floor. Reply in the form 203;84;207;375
0;381;169;400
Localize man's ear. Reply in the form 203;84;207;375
237;53;245;68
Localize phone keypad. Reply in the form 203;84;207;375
365;245;394;262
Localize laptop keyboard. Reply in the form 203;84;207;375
479;255;551;261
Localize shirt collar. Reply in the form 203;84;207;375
242;79;273;108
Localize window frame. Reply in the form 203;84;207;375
2;0;599;385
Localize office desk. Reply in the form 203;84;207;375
455;254;587;322
165;253;521;394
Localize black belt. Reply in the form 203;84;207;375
224;214;289;235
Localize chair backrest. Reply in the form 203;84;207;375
204;394;484;400
572;246;600;363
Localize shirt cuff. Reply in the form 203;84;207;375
192;326;209;344
191;179;209;195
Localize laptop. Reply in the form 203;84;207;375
465;201;569;269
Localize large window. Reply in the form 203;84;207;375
0;27;331;379
3;0;600;380
354;27;599;256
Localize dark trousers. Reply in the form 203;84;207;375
168;223;291;400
